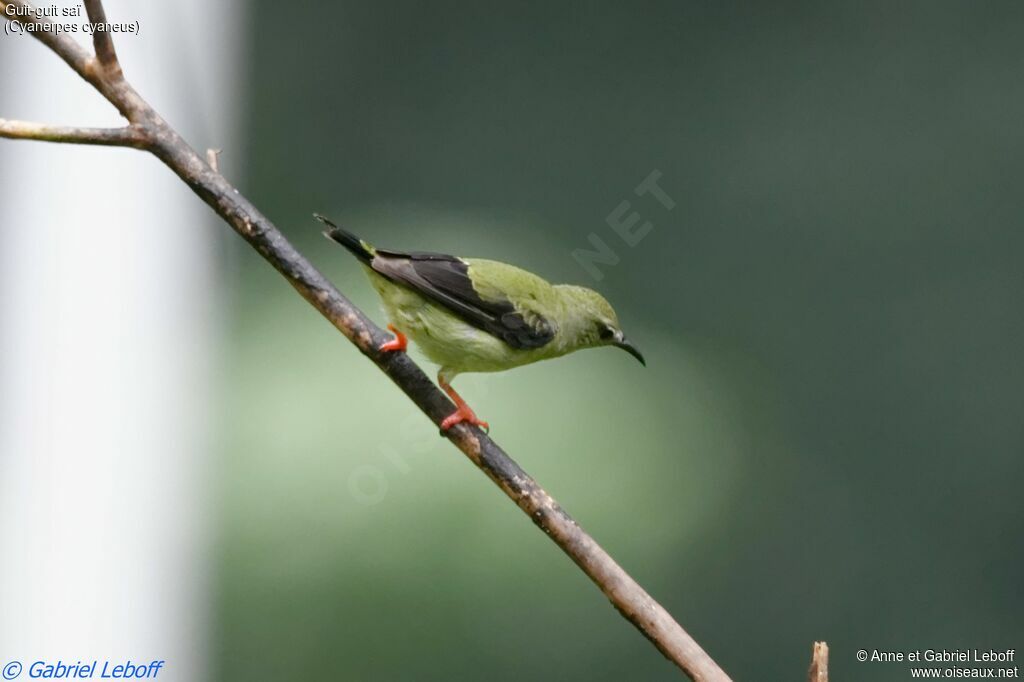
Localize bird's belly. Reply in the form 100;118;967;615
411;320;531;373
367;270;540;374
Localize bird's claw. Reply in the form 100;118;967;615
378;324;408;353
439;404;490;435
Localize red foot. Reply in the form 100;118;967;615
379;324;407;352
438;375;489;432
440;403;490;432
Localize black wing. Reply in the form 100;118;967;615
370;249;555;350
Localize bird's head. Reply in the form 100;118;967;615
555;285;645;366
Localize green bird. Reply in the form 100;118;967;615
317;215;644;431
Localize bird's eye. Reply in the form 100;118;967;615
598;324;616;341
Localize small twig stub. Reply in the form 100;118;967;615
808;641;829;682
207;148;222;173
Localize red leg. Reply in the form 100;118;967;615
379;324;408;352
438;376;489;432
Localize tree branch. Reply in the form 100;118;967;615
0;0;145;120
0;3;731;679
82;0;121;77
0;118;149;148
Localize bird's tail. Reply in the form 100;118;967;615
315;213;375;263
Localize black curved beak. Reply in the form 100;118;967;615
613;335;646;366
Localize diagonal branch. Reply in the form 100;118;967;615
0;118;150;148
0;2;731;680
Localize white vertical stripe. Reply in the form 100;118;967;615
0;2;243;679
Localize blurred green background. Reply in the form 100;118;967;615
215;2;1024;679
